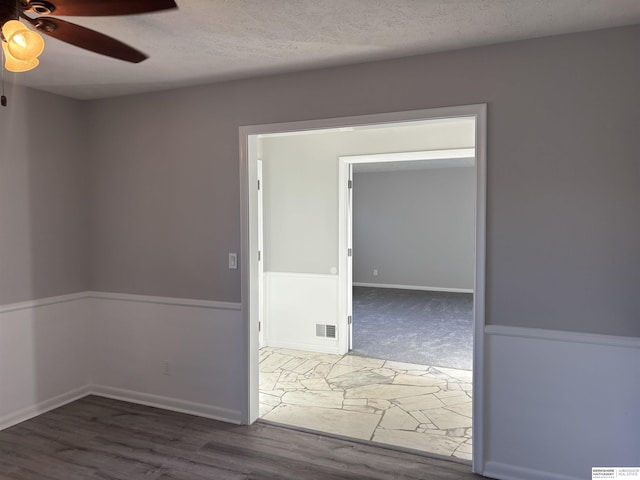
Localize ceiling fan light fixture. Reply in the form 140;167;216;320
2;20;45;62
2;41;39;72
0;0;177;78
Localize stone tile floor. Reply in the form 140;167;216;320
259;346;472;461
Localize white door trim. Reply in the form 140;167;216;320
257;159;265;348
239;104;487;475
342;147;475;164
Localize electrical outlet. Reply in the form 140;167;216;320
163;361;170;376
373;269;378;276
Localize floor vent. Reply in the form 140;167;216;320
316;324;337;338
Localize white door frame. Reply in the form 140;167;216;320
338;147;477;353
257;159;265;348
239;104;487;474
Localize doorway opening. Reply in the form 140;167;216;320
240;105;486;472
338;148;476;370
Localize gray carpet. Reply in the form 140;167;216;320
351;287;473;370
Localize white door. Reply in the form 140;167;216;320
257;159;265;348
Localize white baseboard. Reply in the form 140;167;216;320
0;385;91;431
90;385;242;425
484;461;582;480
266;339;342;355
352;282;473;293
0;383;243;433
264;272;337;279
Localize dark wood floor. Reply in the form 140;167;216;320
0;396;483;479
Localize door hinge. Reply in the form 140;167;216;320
348;248;352;257
348;315;352;325
258;179;261;190
259;321;262;332
258;250;261;261
348;179;352;189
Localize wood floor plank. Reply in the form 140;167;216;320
222;422;474;479
0;396;483;480
201;425;472;480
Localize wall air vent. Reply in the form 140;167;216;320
315;324;337;338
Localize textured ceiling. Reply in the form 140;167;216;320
7;0;640;100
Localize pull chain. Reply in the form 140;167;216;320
1;45;6;107
1;52;6;107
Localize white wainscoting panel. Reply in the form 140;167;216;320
483;325;640;480
0;293;92;430
89;293;244;424
264;272;341;354
5;290;638;480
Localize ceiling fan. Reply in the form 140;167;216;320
0;0;178;72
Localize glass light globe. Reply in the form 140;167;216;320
2;41;39;72
2;20;44;61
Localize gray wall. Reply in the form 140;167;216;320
86;90;241;302
0;86;88;305
353;167;475;290
85;25;639;336
261;120;474;274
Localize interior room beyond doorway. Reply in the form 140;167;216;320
347;149;476;371
258;136;478;460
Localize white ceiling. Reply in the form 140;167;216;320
9;0;640;100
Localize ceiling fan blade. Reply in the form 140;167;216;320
29;0;178;17
23;16;147;63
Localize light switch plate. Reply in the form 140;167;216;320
228;253;238;269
